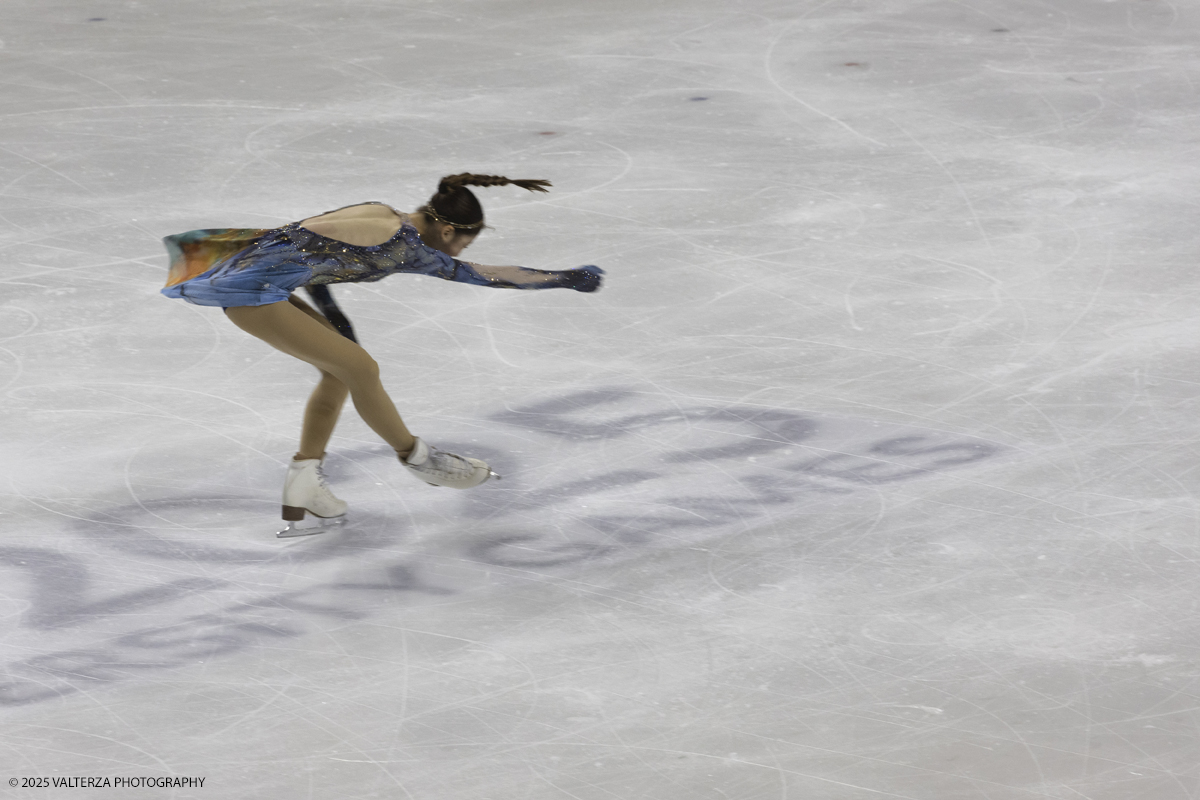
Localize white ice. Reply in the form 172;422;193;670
1;0;1198;797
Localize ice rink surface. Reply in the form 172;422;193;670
2;0;1199;797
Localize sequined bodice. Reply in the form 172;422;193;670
278;218;452;286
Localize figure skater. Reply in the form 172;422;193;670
161;173;602;536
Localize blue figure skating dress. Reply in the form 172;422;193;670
161;203;602;307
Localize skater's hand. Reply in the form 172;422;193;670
559;265;604;293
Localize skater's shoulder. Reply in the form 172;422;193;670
297;202;409;248
300;201;405;227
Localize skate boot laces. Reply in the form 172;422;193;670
313;462;336;497
400;437;495;489
424;447;478;480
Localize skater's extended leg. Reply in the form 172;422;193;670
226;299;416;456
286;296;350;460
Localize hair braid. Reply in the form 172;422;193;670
437;173;552;194
423;173;551;232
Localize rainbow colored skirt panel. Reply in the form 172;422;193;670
160;228;313;308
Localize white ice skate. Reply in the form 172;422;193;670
278;457;348;538
400;437;499;489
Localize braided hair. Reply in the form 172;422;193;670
421;173;551;232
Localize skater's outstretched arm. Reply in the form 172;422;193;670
420;253;605;292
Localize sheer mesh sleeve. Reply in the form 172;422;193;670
431;256;577;289
402;236;601;291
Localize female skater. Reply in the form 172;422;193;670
161;173;602;536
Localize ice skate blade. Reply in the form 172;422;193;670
277;516;346;539
488;470;502;480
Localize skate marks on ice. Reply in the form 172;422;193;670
0;388;1007;707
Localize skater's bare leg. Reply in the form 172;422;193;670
297;372;348;460
226;299;416;456
285;296;350;460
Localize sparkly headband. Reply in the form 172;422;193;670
419;204;488;231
